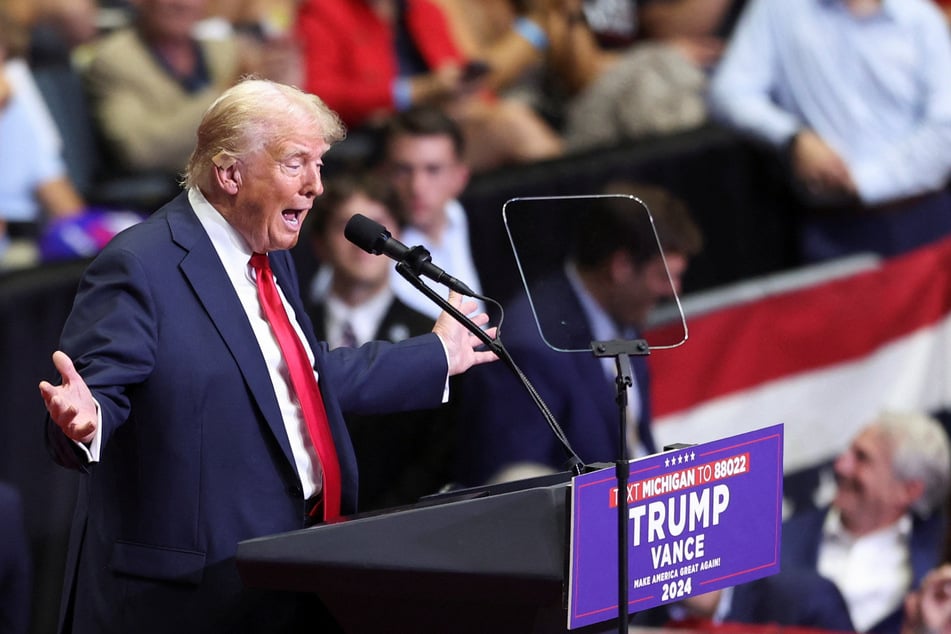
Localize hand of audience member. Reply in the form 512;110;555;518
38;351;98;445
410;65;467;105
431;291;499;376
255;34;303;87
668;35;724;69
904;564;951;634
790;129;858;200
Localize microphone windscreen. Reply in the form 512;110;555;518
344;213;390;255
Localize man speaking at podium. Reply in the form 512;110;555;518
37;79;496;634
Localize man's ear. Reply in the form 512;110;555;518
902;479;926;510
212;152;241;195
450;162;470;198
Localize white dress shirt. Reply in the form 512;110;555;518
189;187;323;498
391;199;484;320
324;289;394;348
817;508;912;632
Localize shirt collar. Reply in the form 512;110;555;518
325;288;398;346
565;261;622;341
189;186;254;280
823;506;913;543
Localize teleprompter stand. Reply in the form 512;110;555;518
591;337;650;634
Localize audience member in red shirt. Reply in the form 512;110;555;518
296;0;563;172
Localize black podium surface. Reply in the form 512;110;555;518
237;474;586;633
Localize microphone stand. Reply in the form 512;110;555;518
591;337;650;634
394;260;586;475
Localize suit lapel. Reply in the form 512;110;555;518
167;196;298;473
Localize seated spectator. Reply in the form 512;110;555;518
196;0;301;86
709;0;951;263
0;0;98;56
453;182;702;487
643;411;951;634
773;411;950;634
80;0;296;182
375;105;487;321
307;174;455;511
295;0;563;173
435;0;740;151
204;0;297;35
0;6;84;269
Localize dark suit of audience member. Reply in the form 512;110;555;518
455;273;655;486
630;568;855;631
310;300;451;511
305;172;455;511
726;570;855;631
0;482;30;634
454;183;702;486
778;505;945;634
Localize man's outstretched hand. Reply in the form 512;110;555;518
39;351;98;445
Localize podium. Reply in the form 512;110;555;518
236;473;584;633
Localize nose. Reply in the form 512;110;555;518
301;162;322;198
409;168;427;195
833;449;852;477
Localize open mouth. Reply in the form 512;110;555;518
282;209;304;228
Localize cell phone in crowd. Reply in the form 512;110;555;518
460;60;491;82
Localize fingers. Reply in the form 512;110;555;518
38;380;57;408
46;394;95;443
468;311;491;328
40;351;98;444
65;417;96;444
51;350;79;385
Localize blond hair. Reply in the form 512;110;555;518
182;78;346;189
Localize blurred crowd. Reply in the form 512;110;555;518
4;1;951;633
0;0;749;271
4;0;951;270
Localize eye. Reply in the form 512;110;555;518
282;160;303;174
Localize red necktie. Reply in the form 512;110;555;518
250;253;341;521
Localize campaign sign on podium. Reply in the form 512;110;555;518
568;424;784;630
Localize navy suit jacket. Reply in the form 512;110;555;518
758;506;946;634
309;296;452;511
454;273;655;487
45;192;448;634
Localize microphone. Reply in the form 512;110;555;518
344;213;476;296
